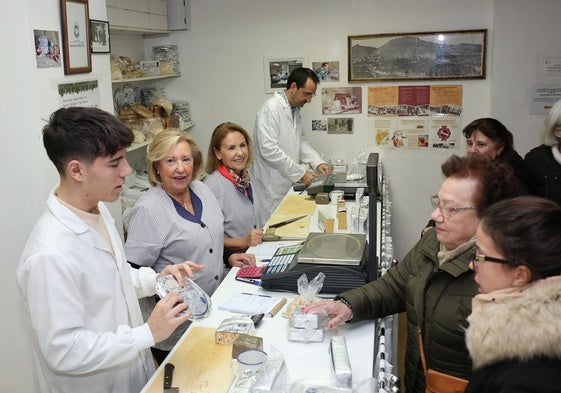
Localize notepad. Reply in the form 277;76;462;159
219;292;287;317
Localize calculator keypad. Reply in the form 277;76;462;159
264;253;295;274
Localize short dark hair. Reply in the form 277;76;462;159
462;118;514;160
43;107;133;174
441;154;521;215
286;67;319;89
480;196;561;281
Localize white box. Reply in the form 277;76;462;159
140;61;160;76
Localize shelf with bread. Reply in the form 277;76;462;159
112;73;180;84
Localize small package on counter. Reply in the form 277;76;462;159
330;336;352;388
215;316;255;345
232;333;263;358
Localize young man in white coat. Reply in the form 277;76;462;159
17;107;203;393
252;67;331;226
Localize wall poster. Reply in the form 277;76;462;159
369;84;462;150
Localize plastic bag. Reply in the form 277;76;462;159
298;272;326;303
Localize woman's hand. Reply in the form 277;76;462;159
158;260;205;286
245;228;264;247
228;253;256;267
302;299;353;329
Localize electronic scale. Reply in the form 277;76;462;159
260;232;369;294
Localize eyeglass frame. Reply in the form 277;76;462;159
472;250;519;272
430;195;476;218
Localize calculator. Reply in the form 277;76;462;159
263;244;303;275
236;265;267;279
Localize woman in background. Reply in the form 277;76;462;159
124;129;255;364
463;117;529;192
524;99;561;204
204;122;263;256
466;196;561;392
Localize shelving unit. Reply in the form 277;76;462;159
112;74;180;84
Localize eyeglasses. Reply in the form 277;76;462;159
472;251;519;272
163;157;193;168
430;196;475;218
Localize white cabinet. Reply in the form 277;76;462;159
107;0;168;33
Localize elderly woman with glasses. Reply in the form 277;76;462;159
304;154;520;393
465;196;561;393
524;98;561;204
123;129;255;365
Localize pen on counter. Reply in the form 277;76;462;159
236;277;262;286
266;298;287;318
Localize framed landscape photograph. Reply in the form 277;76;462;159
60;0;92;74
263;56;306;93
348;29;487;82
90;19;110;53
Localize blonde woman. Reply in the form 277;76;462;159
124;129;255;364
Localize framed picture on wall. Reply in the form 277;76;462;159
60;0;92;74
263;56;307;93
90;19;110;53
348;29;487;82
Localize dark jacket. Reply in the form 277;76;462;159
465;276;561;393
524;144;561;204
502;150;531;194
339;230;477;393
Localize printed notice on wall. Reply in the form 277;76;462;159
368;85;462;150
58;79;101;108
530;83;561;115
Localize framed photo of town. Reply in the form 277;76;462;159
90;19;110;53
348;29;487;82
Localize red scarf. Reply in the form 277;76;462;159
218;164;251;197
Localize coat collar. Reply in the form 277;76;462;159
47;188;115;253
466;275;561;369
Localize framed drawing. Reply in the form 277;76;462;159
90;19;110;53
348;29;487;82
263;56;306;93
60;0;92;74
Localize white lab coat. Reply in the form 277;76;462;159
17;190;157;393
251;92;324;225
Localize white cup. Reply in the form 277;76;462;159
231;349;268;375
329;190;344;205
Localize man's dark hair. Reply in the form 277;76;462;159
43;107;134;174
286;67;319;89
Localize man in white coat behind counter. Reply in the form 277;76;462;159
252;67;331;226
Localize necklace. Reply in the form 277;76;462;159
163;186;192;212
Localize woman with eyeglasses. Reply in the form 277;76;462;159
123;129;255;364
524;98;561;204
304;154;520;393
465;196;561;393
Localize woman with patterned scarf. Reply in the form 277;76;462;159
204;122;263;259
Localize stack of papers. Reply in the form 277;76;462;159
219;292;286;317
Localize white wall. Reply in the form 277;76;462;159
145;0;494;261
491;0;561;155
2;0;560;391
